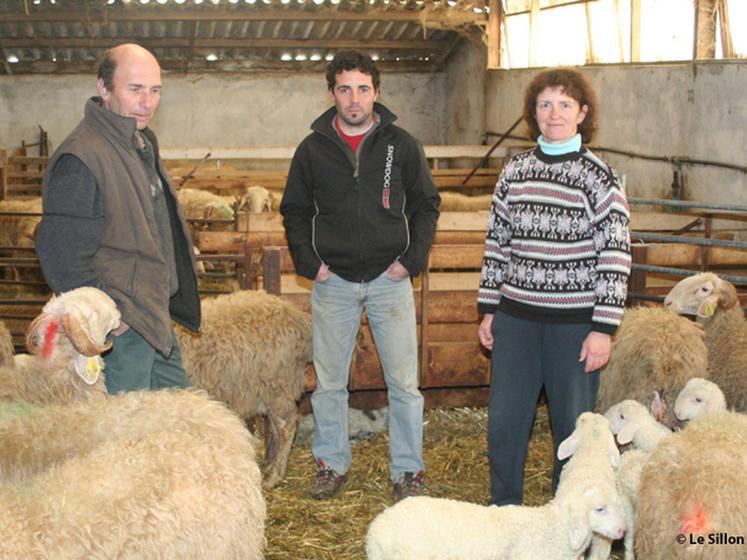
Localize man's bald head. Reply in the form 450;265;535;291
97;43;160;93
96;43;163;130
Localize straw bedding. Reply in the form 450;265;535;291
262;403;623;559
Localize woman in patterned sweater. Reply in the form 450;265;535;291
477;68;631;506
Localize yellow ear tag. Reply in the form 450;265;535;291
74;354;103;385
703;303;715;317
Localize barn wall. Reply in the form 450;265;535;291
444;35;487;146
0;70;447;152
481;61;747;204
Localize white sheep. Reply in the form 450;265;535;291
437;191;494;212
674;377;727;422
664;272;747;413
604;400;672;452
176;187;236;236
595;306;708;428
588;449;650;560
241;185;274;213
176;289;312;488
0;287;121;405
0;389;266;559
366;412;625;560
635;410;747;560
0;197;47;295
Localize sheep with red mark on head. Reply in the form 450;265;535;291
0;287;120;405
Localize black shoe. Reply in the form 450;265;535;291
392;470;425;501
311;462;347;500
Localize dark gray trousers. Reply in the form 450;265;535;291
487;311;599;506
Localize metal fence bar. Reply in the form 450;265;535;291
631;263;747;285
628;197;747;213
631;232;747;249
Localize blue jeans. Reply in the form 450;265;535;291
104;327;190;393
311;271;424;481
487;311;599;505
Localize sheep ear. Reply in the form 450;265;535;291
607;435;621;468
616;421;636;445
557;431;579;461
567;501;591;551
650;390;667;423
715;278;739;310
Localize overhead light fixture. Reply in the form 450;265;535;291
310;53;322;61
312;0;324;4
371;54;380;61
174;0;186;3
447;0;457;5
206;53;219;61
281;53;293;61
139;0;150;4
325;53;334;61
157;0;168;4
295;54;308;61
7;54;19;63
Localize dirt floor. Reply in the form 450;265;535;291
263;404;625;559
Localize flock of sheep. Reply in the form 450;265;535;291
1;174;746;559
365;272;747;560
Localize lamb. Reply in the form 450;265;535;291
664;272;747;413
595;306;708;427
176;289;312;488
366;412;625;560
604;400;672;452
674;377;727;422
0;389;266;559
635;410;747;560
0;287;121;405
588;449;650;560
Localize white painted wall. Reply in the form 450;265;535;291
0;70;446;154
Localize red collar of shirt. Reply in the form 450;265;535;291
334;115;376;153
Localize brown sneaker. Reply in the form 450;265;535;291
392;470;425;502
311;462;347;500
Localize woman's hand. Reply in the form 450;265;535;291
478;314;494;350
579;331;611;373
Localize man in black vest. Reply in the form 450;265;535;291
36;43;201;393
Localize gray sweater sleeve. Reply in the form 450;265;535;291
35;154;106;293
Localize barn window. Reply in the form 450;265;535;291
489;0;744;69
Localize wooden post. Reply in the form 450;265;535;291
418;253;431;386
702;216;713;271
263;247;282;295
628;245;648;305
238;243;255;290
487;0;501;69
0;149;7;200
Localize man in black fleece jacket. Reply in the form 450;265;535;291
281;51;440;502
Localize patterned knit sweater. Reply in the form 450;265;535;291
477;146;631;335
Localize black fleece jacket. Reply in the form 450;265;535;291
280;103;440;282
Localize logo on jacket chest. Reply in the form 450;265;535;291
383;144;395;209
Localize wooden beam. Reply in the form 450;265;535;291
528;0;540;67
0;8;483;26
487;0;501;69
717;0;735;58
694;0;717;59
1;37;445;51
630;0;641;62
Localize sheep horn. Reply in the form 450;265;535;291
25;313;47;354
61;313;112;357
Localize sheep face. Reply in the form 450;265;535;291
664;273;739;318
567;485;626;551
27;287;121;359
604;400;648;444
674;377;727;422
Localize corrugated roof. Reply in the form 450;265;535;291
0;0;487;74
